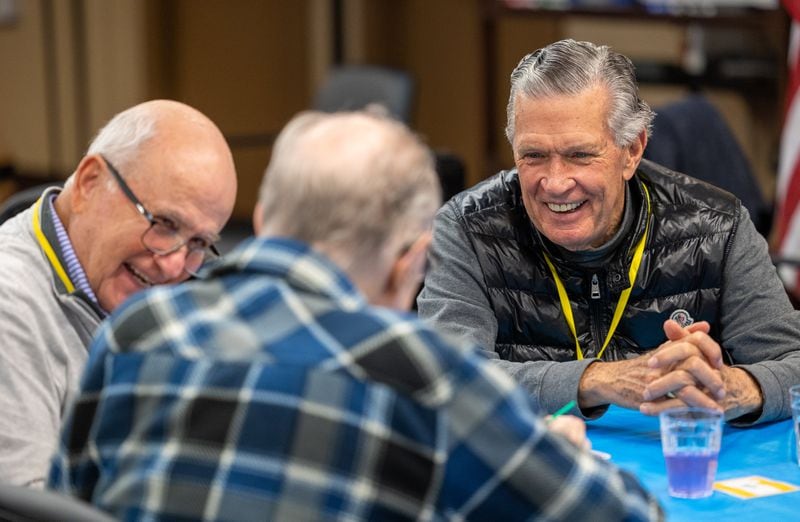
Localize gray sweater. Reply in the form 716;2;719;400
0;197;102;487
419;199;800;426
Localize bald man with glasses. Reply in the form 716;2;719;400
0;100;237;488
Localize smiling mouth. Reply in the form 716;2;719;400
547;200;586;213
124;263;153;287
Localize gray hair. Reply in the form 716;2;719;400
505;39;654;147
257;110;441;274
86;105;158;174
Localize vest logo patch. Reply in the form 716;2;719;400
670;309;694;328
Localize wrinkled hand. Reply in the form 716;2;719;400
578;354;662;411
579;319;764;420
579;320;723;412
546;414;591;451
639;320;726;415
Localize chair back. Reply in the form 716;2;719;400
313;65;414;123
644;95;770;235
0;183;63;225
0;482;114;522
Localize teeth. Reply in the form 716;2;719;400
126;263;153;287
547;201;582;213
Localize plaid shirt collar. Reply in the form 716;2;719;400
203;236;367;312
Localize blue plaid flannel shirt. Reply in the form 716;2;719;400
49;237;662;521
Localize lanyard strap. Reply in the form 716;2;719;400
32;195;75;293
543;184;651;360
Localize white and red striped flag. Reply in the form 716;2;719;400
775;0;800;296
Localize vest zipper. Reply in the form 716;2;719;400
589;272;605;358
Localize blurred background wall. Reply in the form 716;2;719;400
0;0;789;225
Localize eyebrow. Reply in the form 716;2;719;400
153;209;221;243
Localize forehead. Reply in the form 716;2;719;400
125;148;235;236
514;86;611;143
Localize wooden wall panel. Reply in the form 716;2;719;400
156;0;313;220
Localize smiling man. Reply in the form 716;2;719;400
0;99;237;487
419;39;800;427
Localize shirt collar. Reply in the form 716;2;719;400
46;193;102;308
203;236;366;311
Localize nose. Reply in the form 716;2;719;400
152;246;190;281
540;158;577;195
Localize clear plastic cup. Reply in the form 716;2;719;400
659;407;723;498
791;385;800;466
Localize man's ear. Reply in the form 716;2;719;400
623;129;648;181
382;232;432;311
70;155;106;212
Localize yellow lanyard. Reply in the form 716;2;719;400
32;195;75;293
542;184;651;360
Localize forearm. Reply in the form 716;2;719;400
0;389;58;488
448;356;663;521
0;333;61;487
720;206;800;424
728;355;800;425
720;366;763;424
578;359;651;412
489;353;599;417
418;205;498;351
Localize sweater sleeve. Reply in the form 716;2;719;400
418;202;600;417
720;206;800;425
0;274;65;488
417;202;498;351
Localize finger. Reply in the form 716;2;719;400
642;367;697;400
644;368;724;405
673;386;724;411
640;397;686;416
663;319;686;341
547;415;588;449
663;319;710;341
650;332;723;369
645;360;725;400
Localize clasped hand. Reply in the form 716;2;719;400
579;320;763;419
638;319;725;415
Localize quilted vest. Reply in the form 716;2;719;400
453;159;740;363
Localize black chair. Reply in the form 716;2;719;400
0;182;63;225
0;483;114;522
313;65;415;123
644;95;771;236
314;65;466;200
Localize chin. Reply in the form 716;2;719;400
544;233;591;252
101;292;133;313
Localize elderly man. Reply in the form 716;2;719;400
49;111;662;521
419;39;800;426
0;100;237;487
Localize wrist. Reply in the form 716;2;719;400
721;367;764;421
578;361;608;409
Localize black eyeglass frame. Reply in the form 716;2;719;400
99;154;221;268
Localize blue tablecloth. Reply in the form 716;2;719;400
588;407;800;520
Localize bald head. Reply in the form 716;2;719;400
87;100;233;180
256;111;440;280
56;99;237;312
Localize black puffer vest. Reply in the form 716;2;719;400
453;159;740;363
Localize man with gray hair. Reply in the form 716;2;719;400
50;111;662;521
419;39;800;426
0;99;237;487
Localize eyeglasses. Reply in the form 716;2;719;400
100;154;220;276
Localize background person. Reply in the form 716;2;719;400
418;39;800;426
0;99;237;487
50;111;662;521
